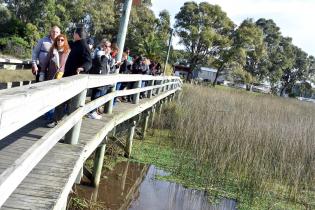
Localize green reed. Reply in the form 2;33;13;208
161;84;315;207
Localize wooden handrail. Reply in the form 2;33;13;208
0;74;180;140
0;73;181;207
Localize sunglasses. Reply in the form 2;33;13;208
57;39;65;42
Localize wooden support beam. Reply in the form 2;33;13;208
150;106;156;128
125;121;136;158
83;166;93;181
132;81;141;104
147;80;154;98
120;161;130;192
142;111;150;140
65;89;87;145
75;167;83;184
6;82;12;89
158;101;164;117
156;80;161;95
161;80;165;93
93;143;106;187
169;94;173;102
105;84;116;114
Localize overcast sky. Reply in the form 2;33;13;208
151;0;315;56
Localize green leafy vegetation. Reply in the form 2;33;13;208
0;0;171;67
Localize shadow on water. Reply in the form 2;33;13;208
75;161;237;210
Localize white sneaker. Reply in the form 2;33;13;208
88;111;102;120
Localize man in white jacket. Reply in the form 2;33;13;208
31;25;60;82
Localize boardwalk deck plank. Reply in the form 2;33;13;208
0;89;178;209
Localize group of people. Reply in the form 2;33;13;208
31;25;162;127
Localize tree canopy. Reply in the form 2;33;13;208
0;0;314;96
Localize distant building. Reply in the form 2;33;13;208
193;67;225;83
173;65;192;80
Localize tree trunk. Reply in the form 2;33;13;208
246;84;252;91
280;85;286;96
212;64;224;87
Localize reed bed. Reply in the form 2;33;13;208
161;84;315;207
0;70;33;82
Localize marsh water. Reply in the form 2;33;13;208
76;161;237;210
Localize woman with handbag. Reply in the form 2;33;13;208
43;34;70;80
43;34;70;128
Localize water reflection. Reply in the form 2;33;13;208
75;162;237;210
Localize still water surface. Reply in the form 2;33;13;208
76;161;237;210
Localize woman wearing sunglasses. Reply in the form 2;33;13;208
43;34;70;128
43;34;70;80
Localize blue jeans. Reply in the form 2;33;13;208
91;87;108;112
44;109;55;121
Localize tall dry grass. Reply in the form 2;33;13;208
0;70;34;82
162;84;315;205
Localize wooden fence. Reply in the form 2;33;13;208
0;74;181;208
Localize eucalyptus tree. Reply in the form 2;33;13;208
255;18;283;86
156;10;171;44
174;1;234;72
233;19;267;85
126;2;171;62
280;46;309;96
137;10;171;62
308;55;315;79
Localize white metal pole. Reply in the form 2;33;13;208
116;0;133;73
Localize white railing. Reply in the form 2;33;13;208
0;74;182;207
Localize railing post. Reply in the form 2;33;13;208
133;80;141;104
160;80;165;93
158;101;164;117
165;79;169;91
64;89;87;145
147;80;154;98
93;143;106;187
150;106;156;128
6;82;12;89
142;111;150;140
125;121;136;158
156;80;161;95
105;83;116;114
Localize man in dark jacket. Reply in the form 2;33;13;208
64;27;92;77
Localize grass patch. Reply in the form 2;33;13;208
132;129;310;209
0;70;34;82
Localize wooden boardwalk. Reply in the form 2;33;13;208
0;74;180;210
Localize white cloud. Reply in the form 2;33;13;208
151;0;315;56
